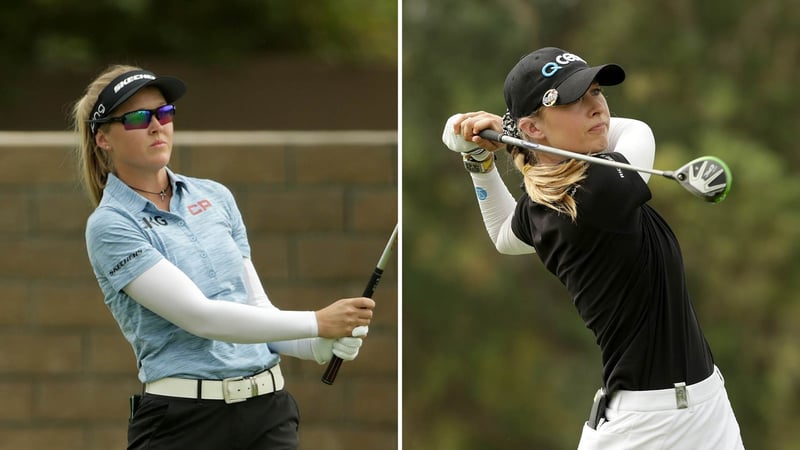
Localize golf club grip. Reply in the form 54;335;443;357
321;267;384;385
478;129;503;142
321;224;398;385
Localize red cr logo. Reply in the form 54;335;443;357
188;199;212;215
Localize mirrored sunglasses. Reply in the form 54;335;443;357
96;104;176;131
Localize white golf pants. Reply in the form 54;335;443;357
578;366;744;450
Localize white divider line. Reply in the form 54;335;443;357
0;130;397;147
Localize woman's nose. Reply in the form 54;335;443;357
148;115;165;133
586;93;604;114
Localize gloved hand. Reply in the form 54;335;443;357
310;326;368;364
442;114;492;161
333;336;364;360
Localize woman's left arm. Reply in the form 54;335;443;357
242;257;364;363
608;117;656;184
242;257;273;308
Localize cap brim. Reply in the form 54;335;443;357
106;76;187;115
556;64;625;105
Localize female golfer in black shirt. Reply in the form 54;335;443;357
443;47;744;449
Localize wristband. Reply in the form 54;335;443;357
463;153;495;173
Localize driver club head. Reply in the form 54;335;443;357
672;156;732;203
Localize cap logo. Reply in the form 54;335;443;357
91;103;106;122
113;73;156;93
89;103;107;134
541;52;587;78
542;89;559;107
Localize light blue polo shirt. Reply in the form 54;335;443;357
85;169;279;383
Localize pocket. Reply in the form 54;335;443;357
578;420;628;450
582;409;678;449
127;395;171;449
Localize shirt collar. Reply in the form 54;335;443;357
101;168;189;211
166;167;190;195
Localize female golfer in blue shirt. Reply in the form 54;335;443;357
72;64;374;449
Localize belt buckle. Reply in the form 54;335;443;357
674;382;688;409
222;376;248;404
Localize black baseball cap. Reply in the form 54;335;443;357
88;69;186;135
503;47;625;119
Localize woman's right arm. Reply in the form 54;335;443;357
444;112;536;255
124;259;373;342
468;170;534;255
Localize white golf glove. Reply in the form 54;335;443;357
310;326;368;364
442;114;492;161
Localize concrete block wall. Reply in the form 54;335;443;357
0;131;398;450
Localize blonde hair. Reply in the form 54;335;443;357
71;64;142;206
508;111;589;221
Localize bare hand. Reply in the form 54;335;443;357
452;111;506;152
315;297;375;338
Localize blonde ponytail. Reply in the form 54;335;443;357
502;111;589;221
509;148;588;221
71;64;142;206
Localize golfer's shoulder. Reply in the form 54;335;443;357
85;205;146;246
87;201;136;229
580;153;643;197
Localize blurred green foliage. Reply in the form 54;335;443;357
0;0;397;71
403;0;800;449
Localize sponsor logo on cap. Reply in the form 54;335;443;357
89;103;108;133
113;73;156;94
541;52;586;78
542;89;559;107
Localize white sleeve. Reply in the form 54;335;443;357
242;257;274;309
239;257;324;360
268;338;321;361
124;259;318;343
469;169;536;255
608;117;656;184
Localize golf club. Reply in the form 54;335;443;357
478;129;731;203
321;223;398;385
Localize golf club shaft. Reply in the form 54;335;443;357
321;224;399;385
478;129;674;179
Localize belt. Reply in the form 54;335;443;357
607;366;724;411
145;365;284;404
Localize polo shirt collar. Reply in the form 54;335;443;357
102;168;189;211
166;167;190;195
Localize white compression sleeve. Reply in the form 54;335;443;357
242;257;272;308
608;117;656;184
469;169;536;255
268;338;321;362
241;257;323;361
124;259;318;343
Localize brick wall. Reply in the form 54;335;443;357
0;131;398;450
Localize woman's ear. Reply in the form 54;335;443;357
518;116;545;140
95;131;110;151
